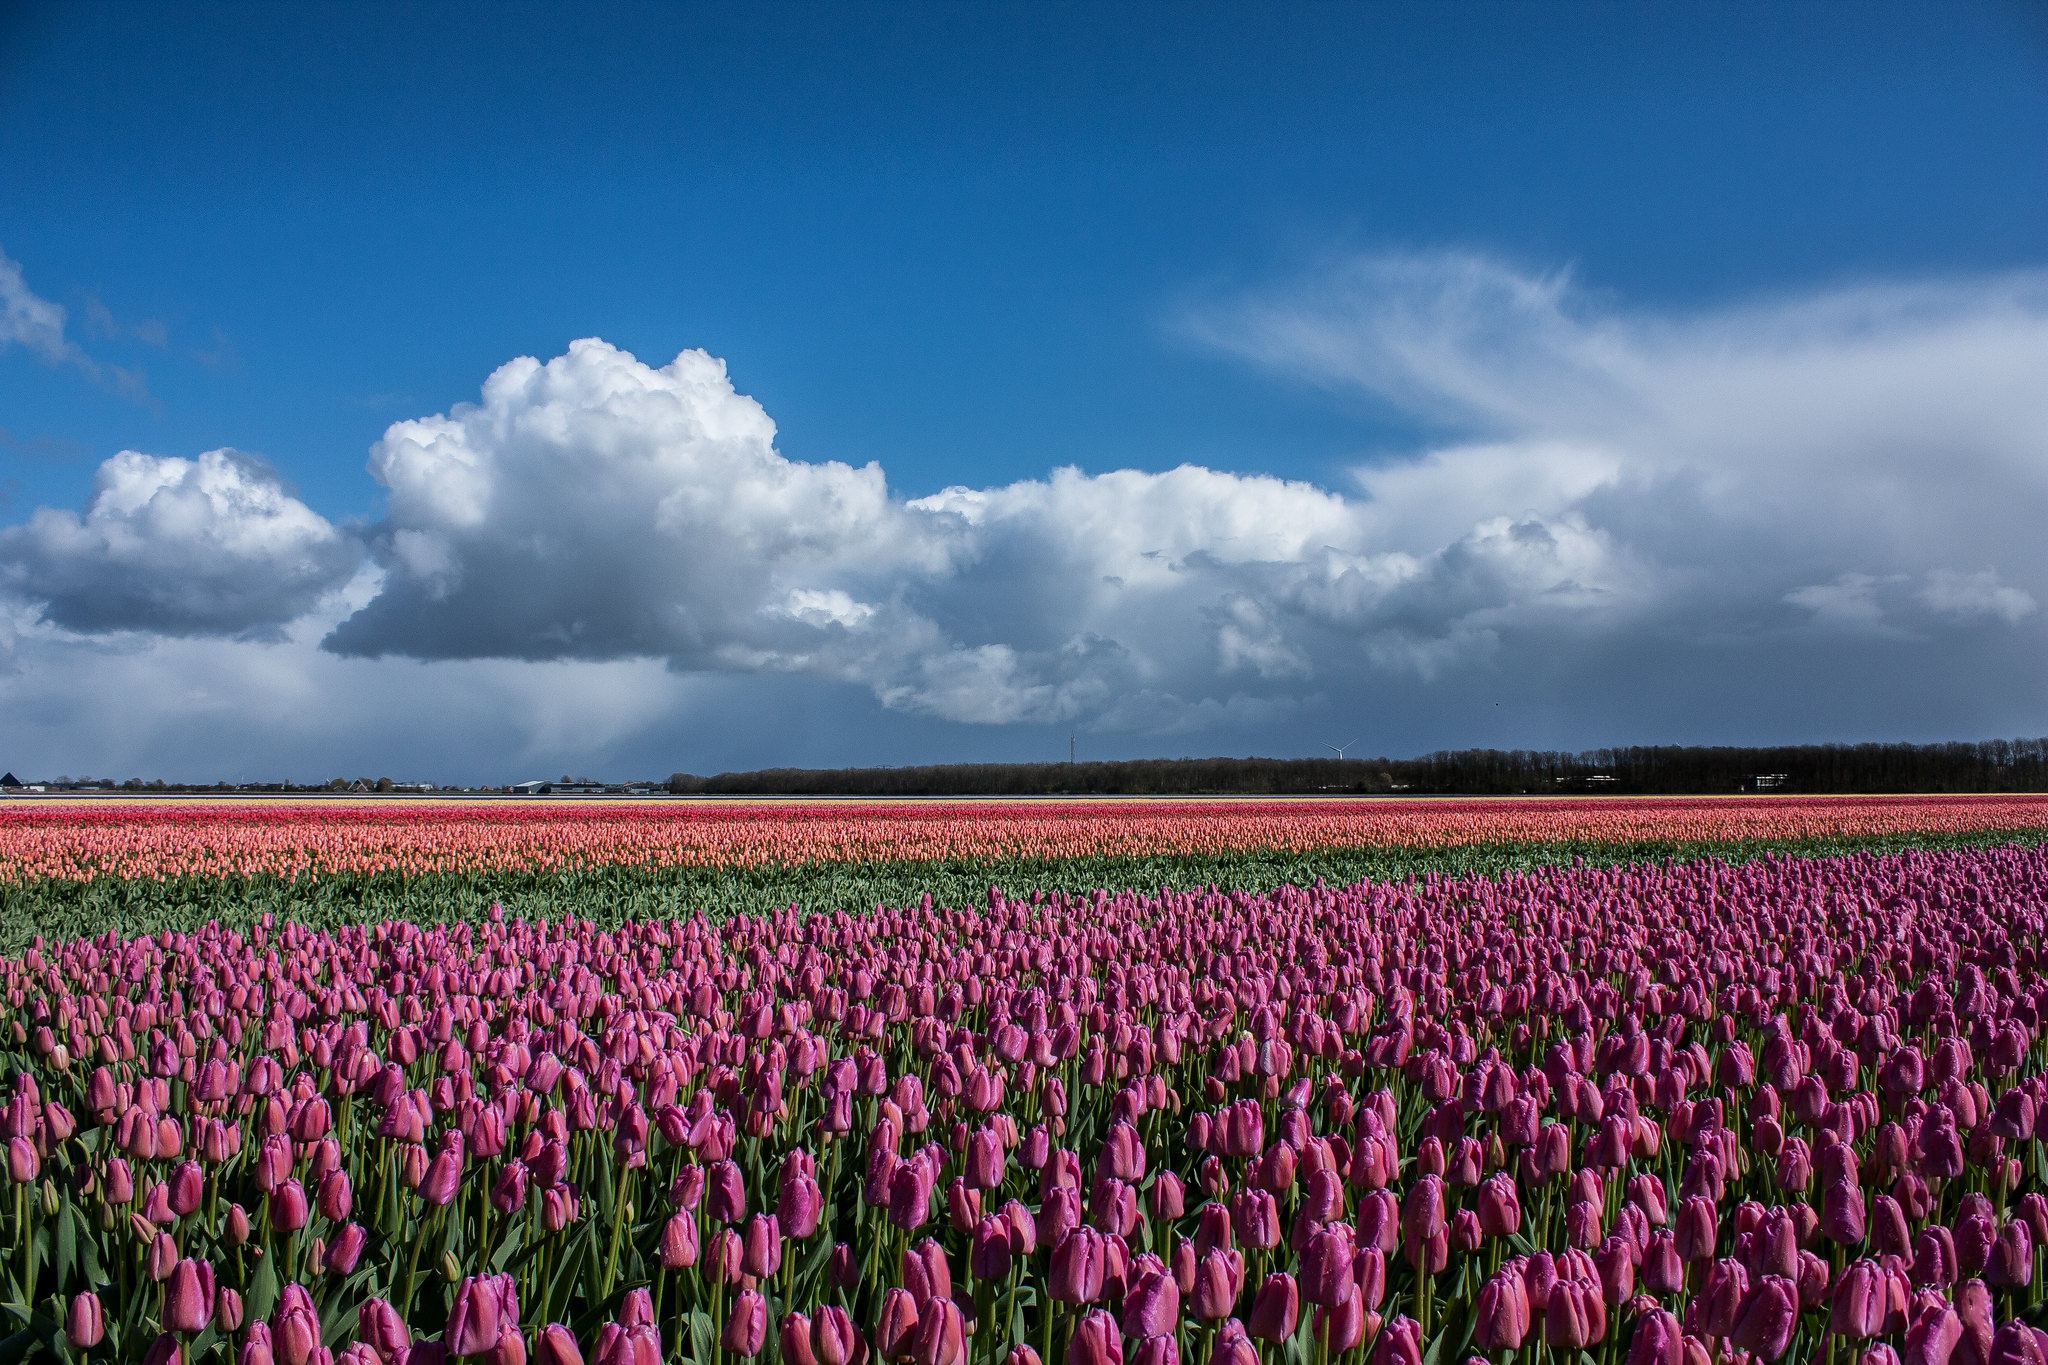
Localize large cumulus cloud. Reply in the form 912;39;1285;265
311;335;1656;725
0;449;362;637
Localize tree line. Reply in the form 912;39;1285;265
667;737;2048;796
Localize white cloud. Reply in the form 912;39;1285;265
3;252;2045;768
1917;568;2036;626
1786;573;1897;634
303;338;1661;726
0;449;364;636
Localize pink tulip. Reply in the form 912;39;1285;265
873;1288;919;1362
68;1292;106;1349
1066;1310;1123;1365
532;1325;583;1365
165;1258;217;1333
722;1290;767;1358
811;1306;861;1365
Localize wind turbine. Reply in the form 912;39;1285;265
1326;739;1359;761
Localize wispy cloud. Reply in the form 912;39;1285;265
0;247;150;401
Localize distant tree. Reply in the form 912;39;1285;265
653;737;2048;797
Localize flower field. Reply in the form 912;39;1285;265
2;791;2048;1365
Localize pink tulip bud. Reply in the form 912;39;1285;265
1050;1226;1108;1304
1211;1321;1258;1365
271;1179;310;1232
659;1211;700;1269
1230;1188;1280;1251
533;1325;583;1365
873;1288;919;1362
966;1127;1006;1190
898;1238;950;1312
781;1313;819;1365
1246;1271;1298;1341
317;1169;352;1222
1730;1275;1797;1360
1373;1315;1423;1365
447;1275;517;1358
420;1150;462;1207
6;1135;38;1183
1475;1172;1521;1237
811;1306;861;1365
1627;1308;1683;1365
1674;1196;1717;1262
166;1257;217;1333
780;1175;823;1239
170;1160;206;1216
104;1157;135;1205
722;1290;767;1358
325;1223;367;1275
1833;1260;1887;1340
707;1159;747;1223
1123;1264;1181;1339
1301;1224;1357;1307
1066;1310;1123;1365
911;1297;965;1365
742;1214;782;1278
1988;1219;2034;1288
971;1213;1014;1281
148;1231;180;1282
592;1322;659;1365
1473;1270;1530;1352
1545;1280;1606;1350
68;1292;106;1349
888;1161;934;1231
273;1292;324;1365
356;1298;410;1365
1902;1302;1962;1365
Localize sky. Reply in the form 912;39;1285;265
2;1;2045;783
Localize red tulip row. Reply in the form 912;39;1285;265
1;840;2045;1365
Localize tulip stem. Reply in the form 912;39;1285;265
14;1184;27;1299
999;1270;1018;1359
400;1208;427;1313
598;1162;626;1301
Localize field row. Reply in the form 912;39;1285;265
3;825;2045;960
5;795;2048;883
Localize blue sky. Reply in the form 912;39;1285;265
2;2;2046;782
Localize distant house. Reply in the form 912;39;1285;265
506;778;612;795
0;772;21;790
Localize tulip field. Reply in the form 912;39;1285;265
2;797;2048;1365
